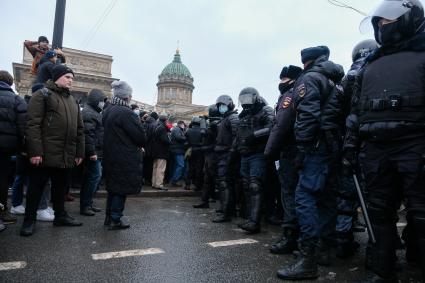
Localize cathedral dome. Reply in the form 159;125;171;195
160;49;192;78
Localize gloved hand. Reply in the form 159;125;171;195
293;151;305;171
342;148;357;169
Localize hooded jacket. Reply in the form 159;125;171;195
293;56;345;147
26;80;85;168
82;90;105;158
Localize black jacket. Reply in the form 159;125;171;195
236;103;274;156
345;33;425;147
293;56;345;147
185;124;204;152
82;93;104;158
35;57;55;84
170;126;186;154
143;116;157;157
265;88;296;159
0;83;27;154
151;120;170;160
102;103;146;195
215;111;239;152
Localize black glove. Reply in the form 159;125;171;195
342;148;357;169
293;151;305;171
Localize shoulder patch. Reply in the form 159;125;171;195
281;96;292;108
297;84;306;98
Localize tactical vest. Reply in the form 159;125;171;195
358;51;425;125
237;107;268;154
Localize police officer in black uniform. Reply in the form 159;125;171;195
345;1;425;281
193;105;220;208
212;95;239;223
235;88;274;233
185;116;205;191
277;46;345;280
265;65;303;254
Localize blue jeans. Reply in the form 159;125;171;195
336;174;357;233
295;144;339;247
106;193;127;221
171;154;185;183
12;174;50;209
80;159;102;209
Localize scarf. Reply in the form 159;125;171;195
111;95;130;107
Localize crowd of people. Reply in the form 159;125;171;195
1;0;425;282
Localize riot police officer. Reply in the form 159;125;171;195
345;1;425;281
336;39;379;259
235;88;274;233
193;105;220;209
185;116;205;191
265;65;303;254
277;46;345;280
212;95;239;223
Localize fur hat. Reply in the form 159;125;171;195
111;80;132;99
38;36;49;43
52;65;74;82
301;46;330;64
279;65;303;80
0;70;13;86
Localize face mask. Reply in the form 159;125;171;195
98;101;105;110
377;21;403;46
278;82;292;94
219;105;228;115
179;124;185;129
134;109;140;116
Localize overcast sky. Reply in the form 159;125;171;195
1;0;416;107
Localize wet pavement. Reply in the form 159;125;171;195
0;197;422;283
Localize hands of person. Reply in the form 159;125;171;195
75;158;83;166
30;156;43;166
89;155;97;161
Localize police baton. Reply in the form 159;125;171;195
352;173;376;244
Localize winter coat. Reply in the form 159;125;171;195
82;93;105;158
35;57;55;84
170;126;186;155
25;80;85;168
0;82;27;154
293;56;345;148
102;103;146;195
151;120;170;160
143;116;157;157
215;111;239;152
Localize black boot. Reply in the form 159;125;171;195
336;231;358;258
80;206;95;216
109;219;130;230
212;213;231;223
193;202;209;208
270;228;298;254
244;180;262;233
20;220;35;237
240;220;261;234
53;213;83;226
317;240;331;266
276;244;318;280
213;183;231;223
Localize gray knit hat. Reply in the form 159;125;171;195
111;80;132;99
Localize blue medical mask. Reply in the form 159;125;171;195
219;105;228;114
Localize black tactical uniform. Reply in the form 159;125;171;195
212;95;239;223
345;1;425;281
185;117;205;191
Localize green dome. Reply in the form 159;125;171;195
160;50;192;78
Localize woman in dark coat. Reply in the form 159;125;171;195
102;80;146;230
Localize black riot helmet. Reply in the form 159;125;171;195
351;39;379;62
238;87;260;109
208;104;220;118
191;116;202;125
360;0;425;45
215;95;235;110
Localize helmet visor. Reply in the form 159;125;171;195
239;93;256;106
359;0;411;33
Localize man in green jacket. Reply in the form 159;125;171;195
21;65;85;237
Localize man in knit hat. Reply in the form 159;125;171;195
102;81;147;230
21;64;85;236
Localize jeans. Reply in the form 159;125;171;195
106;193;127;221
171;154;185;183
336;174;357;233
295;143;339;247
0;154;13;208
11;174;28;207
80;159;102;209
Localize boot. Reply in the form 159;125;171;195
91;205;102;212
104;215;111;226
213;183;231;223
212;213;231;223
0;219;6;233
276;244;318;280
336;231;358;258
20;220;35;237
361;272;398;283
0;209;17;224
270;228;298;254
109;219;130;230
240;220;260;234
193;202;209;208
316;240;331;266
80;207;95;216
247;181;262;232
412;215;425;280
53;213;83;226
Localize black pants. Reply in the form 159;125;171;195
188;152;205;189
360;138;425;278
24;166;69;222
201;152;217;202
0;154;14;208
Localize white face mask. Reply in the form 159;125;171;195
98;101;105;110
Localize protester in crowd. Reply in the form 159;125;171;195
169;121;187;187
20;65;85;237
151;115;170;191
35;50;58;84
185;116;206;191
24;36;65;76
102;80;146;230
80;89;106;216
142;112;158;186
0;70;27;228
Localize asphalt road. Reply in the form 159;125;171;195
0;197;422;283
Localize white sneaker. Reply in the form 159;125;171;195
46;207;54;214
37;209;54;222
10;205;25;215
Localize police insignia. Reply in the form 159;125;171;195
297;84;306;98
282;96;292;108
